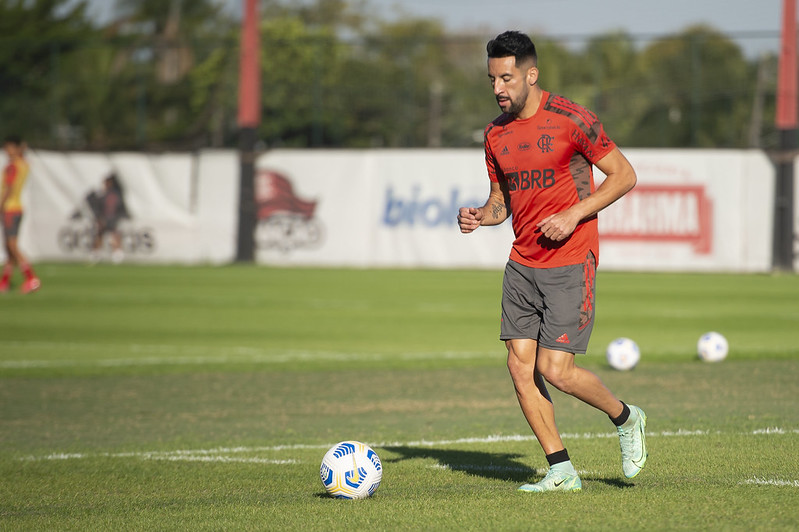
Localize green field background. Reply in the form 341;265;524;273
1;265;798;530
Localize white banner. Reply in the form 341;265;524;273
3;150;238;265
0;148;782;272
253;149;513;268
599;149;774;271
254;148;776;272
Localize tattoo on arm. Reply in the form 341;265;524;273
490;202;506;220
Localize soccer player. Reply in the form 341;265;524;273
91;173;128;264
1;135;40;294
458;31;646;492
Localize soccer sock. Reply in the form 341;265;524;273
20;262;35;280
610;402;631;427
1;263;12;283
546;449;577;475
546;448;571;467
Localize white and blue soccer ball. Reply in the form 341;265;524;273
606;337;640;371
320;441;382;499
697;331;728;362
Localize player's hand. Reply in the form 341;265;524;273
458;207;483;234
536;210;579;241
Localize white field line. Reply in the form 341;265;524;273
0;343;494;369
742;477;799;488
19;450;297;465
17;427;798;465
431;463;606;479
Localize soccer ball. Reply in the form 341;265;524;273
606;337;640;371
320;441;382;499
697;331;728;362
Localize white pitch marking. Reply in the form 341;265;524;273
18;427;796;463
0;345;494;369
151;456;298;465
742;477;799;488
430;463;540;474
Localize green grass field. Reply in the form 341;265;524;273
1;264;798;530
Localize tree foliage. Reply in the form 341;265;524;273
0;0;781;151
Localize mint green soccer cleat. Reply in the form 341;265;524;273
617;405;648;478
518;468;582;493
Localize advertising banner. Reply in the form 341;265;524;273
0;148;781;272
254;149;514;269
255;149;776;272
600;149;774;271
5;150;238;265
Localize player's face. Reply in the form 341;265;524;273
488;56;536;116
3;143;21;158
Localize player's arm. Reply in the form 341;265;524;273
458;180;510;233
0;170;13;215
536;147;636;241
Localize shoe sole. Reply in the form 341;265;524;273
518;487;582;493
518;480;582;493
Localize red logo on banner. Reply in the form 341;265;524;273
599;185;713;254
254;170;323;253
255;170;317;220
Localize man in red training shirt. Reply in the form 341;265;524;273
1;135;40;294
458;31;646;492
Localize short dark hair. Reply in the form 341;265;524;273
4;134;22;146
486;31;537;66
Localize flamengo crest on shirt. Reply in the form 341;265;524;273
537;134;554;153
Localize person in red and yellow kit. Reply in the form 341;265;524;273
1;135;40;294
458;32;646;492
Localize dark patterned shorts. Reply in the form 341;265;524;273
500;252;596;354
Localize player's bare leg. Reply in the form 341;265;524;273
536;346;648;478
5;235;39;294
1;238;18;291
535;347;624;417
506;339;565;454
508;338;582;492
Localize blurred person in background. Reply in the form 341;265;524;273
91;173;128;264
0;135;40;294
458;31;645;492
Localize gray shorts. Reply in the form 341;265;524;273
500;253;596;353
3;212;22;238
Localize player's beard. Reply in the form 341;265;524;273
498;85;529;116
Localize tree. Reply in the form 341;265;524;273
629;25;754;147
110;0;234;148
0;0;773;151
0;0;95;146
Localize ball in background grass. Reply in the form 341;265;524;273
606;337;640;371
697;331;728;362
320;441;382;499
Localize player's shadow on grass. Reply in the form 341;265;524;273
383;446;634;489
383;446;535;483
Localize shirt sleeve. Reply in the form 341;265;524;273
484;126;500;183
571;115;616;165
3;164;17;186
485;148;498;183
